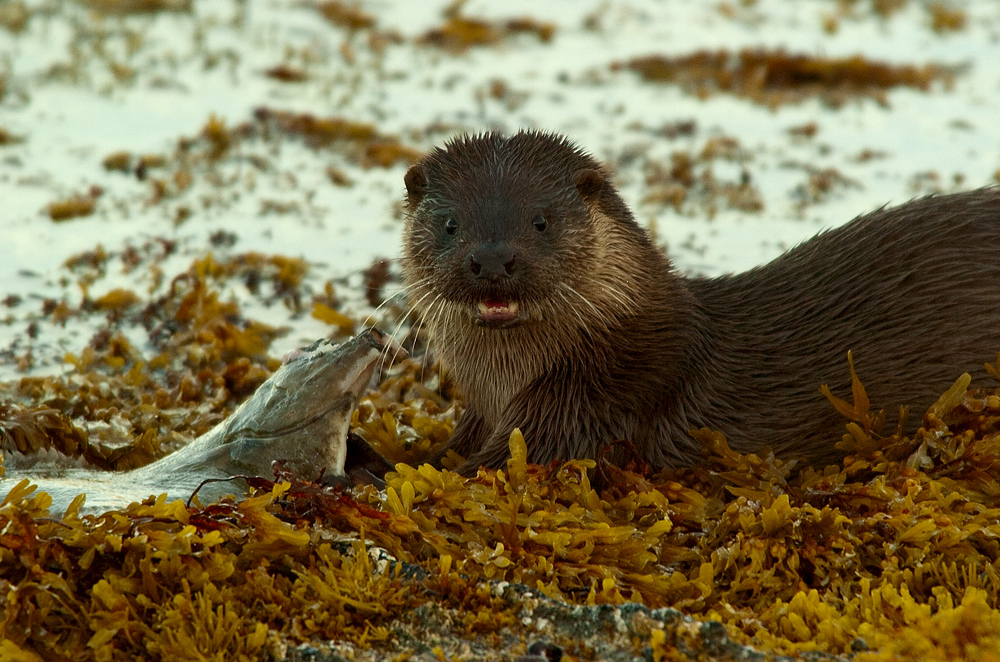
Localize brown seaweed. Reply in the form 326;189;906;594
5;252;1000;660
613;48;955;108
417;3;555;53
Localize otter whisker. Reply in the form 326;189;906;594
384;309;415;373
413;291;446;383
366;288;409;335
422;295;458;398
379;287;433;373
555;287;589;331
586;270;635;315
559;282;612;329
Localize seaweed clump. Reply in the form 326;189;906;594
641;135;764;217
81;0;191;14
1;250;305;470
613;49;955;108
47;191;101;222
95;110;423;212
6;270;1000;658
0;480;422;660
317;1;376;32
253;108;422;168
417;3;555;53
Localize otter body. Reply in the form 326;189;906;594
401;131;1000;472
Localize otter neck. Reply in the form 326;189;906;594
431;312;581;429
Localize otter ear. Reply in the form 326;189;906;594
574;168;605;201
404;165;427;205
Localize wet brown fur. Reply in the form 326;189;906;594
402;130;1000;474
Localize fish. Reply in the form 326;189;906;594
5;328;398;515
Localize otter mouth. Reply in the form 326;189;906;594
475;298;523;328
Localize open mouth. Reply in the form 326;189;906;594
476;298;522;327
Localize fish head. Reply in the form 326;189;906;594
225;327;405;479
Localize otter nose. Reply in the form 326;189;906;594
470;244;516;280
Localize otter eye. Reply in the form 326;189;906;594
444;217;458;235
533;215;548;232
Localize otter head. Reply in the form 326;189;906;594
402;130;637;333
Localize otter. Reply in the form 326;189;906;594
400;130;1000;474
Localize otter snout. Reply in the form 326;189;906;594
465;243;525;327
470;243;516;280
